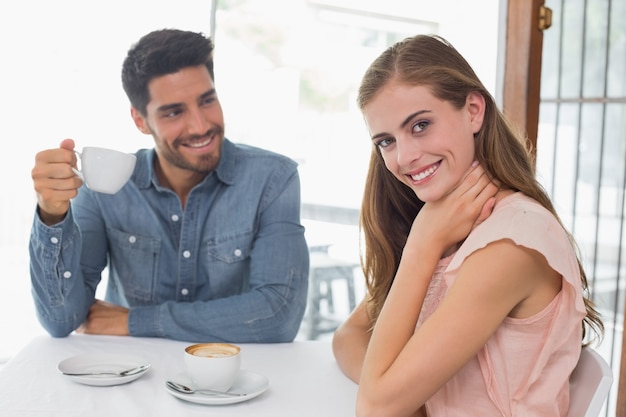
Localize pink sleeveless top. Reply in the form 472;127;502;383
417;193;586;417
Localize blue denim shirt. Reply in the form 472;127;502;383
29;139;309;342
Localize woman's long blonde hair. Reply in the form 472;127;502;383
358;34;603;344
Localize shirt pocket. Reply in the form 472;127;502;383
108;227;161;303
202;232;253;297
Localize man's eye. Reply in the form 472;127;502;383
201;96;216;106
162;109;182;118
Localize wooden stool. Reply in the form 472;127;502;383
305;250;358;340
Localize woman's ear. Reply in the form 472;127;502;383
130;107;151;135
467;92;486;134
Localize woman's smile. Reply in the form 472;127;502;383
407;161;441;183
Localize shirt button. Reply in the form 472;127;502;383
234;249;242;257
183;250;191;258
63;271;72;279
171;214;180;222
50;237;59;244
128;236;137;244
181;288;189;296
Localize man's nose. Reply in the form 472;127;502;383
186;108;210;135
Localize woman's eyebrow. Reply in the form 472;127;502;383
400;110;431;129
370;110;432;141
371;132;387;141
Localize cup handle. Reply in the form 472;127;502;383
71;167;84;181
72;150;84;181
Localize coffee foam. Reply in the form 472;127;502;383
186;343;240;358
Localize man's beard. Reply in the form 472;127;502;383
161;128;224;174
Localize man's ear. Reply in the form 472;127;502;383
467;91;486;134
130;107;151;135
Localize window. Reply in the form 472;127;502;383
212;0;501;262
537;1;626;414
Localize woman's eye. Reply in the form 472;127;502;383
375;137;395;149
412;120;429;133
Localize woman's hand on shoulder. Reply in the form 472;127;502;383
408;162;498;257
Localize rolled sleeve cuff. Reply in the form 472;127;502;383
128;305;163;338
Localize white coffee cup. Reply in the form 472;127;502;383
72;147;136;194
184;343;241;391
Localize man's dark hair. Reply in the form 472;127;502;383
121;29;215;116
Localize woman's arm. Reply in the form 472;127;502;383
357;164;502;417
334;299;428;417
333;298;372;383
357;239;558;416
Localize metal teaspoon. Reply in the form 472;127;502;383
166;380;247;397
62;363;151;377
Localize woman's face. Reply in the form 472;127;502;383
362;81;485;202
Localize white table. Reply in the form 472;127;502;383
0;334;357;416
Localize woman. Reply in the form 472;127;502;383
332;35;604;417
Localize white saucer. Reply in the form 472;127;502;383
57;353;151;386
165;370;269;405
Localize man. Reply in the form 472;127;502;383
29;29;309;343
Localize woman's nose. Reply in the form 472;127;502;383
395;136;421;167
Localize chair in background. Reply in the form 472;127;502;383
568;346;613;417
304;246;358;340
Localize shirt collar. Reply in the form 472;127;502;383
134;138;237;190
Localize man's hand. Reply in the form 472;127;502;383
77;299;130;336
31;138;83;225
